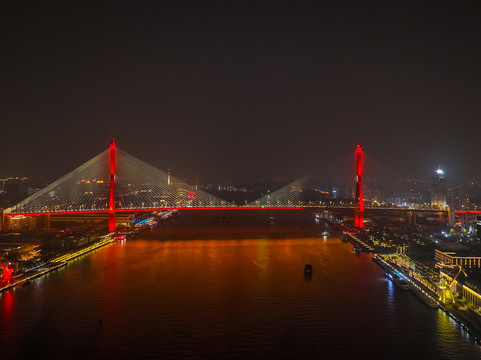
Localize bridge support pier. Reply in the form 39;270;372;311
3;215;10;231
28;216;36;230
354;210;364;228
447;207;455;226
45;214;51;231
408;211;417;226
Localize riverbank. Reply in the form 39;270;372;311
373;255;439;308
0;234;116;293
345;233;395;254
372;254;481;345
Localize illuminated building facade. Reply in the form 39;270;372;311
431;167;447;206
435;249;481;269
463;280;481;308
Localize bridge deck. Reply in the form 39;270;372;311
2;206;450;217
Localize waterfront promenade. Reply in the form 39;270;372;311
372;253;481;345
0;234;116;292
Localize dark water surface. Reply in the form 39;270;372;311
1;211;480;359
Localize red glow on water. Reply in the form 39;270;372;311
1;291;15;336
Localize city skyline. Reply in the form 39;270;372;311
2;3;481;357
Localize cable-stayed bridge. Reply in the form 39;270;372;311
2;141;447;231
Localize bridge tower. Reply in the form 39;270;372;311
354;143;364;228
109;140;116;231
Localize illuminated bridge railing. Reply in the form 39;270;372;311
3;204;448;217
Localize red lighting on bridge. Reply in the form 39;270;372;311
354;143;364;228
109;140;116;231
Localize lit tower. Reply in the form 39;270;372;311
109;140;116;231
354;143;364;228
431;167;447;206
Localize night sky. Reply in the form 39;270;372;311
1;2;480;184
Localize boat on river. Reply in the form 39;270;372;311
304;263;313;274
396;279;410;290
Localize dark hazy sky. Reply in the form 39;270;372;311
1;1;480;183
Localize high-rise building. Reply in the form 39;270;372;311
431;167;447;206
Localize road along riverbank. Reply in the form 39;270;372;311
1;233;116;292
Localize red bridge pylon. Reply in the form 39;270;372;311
109;140;116;231
354;143;364;228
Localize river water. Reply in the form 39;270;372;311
1;210;480;359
